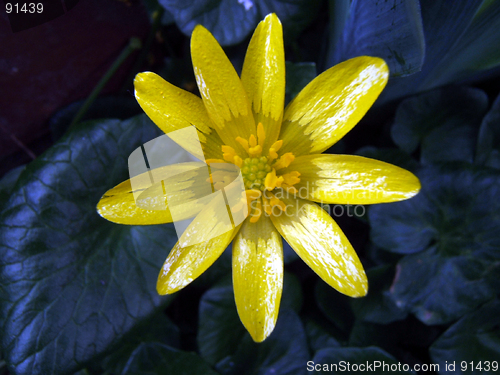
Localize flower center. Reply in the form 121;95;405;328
241;156;271;191
205;122;302;222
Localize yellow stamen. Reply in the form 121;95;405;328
269;193;286;211
248;145;262;157
249;134;257;148
257;122;265;147
270;140;283;151
282;171;301;185
250;198;262;223
233;155;243;168
264;169;284;190
262;195;272;215
222;145;237;163
268;140;283;162
273;152;295;170
268;149;278;161
246;189;262;201
221;145;236;154
235;137;249;153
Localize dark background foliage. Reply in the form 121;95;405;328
1;0;500;374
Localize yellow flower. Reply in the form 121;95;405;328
97;14;420;342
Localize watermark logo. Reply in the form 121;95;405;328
4;0;79;33
128;126;247;247
128;126;368;246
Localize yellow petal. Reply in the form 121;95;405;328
270;198;367;297
97;163;214;225
157;193;242;294
280;56;389;156
191;25;256;153
241;13;285;151
286;154;421;204
233;215;283;342
97;178;174;225
134;72;223;160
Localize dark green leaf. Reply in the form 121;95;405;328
0;115;177;375
100;314;180;374
315;280;354;335
368;192;436;256
197;278;246;366
422;0;500;88
159;0;321;46
285;62;316;105
305;319;340;353
282;240;299;264
49;96;142;142
121;342;218;375
369;164;500;324
348;320;400;353
280;271;303;312
192;247;231;289
379;0;484;102
391;86;488;156
350;265;407;324
420;122;478;165
215;309;309;375
391;248;498;325
430;299;500;375
331;0;425;77
198;272;304;367
0;165;26;210
324;0;350;70
311;347;414;374
476;92;500;169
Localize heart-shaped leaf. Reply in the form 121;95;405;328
0;115;178;375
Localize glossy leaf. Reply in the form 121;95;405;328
0;165;26;209
284;62;316;105
429;299;500;375
49;96;142;142
197;278;247;366
350;265;408;324
476;92;500;169
121;342;219;375
315;280;355;336
0;116;177;375
100;314;180;374
215;309;309;375
331;0;425;77
379;0;486;102
391;86;488;156
369;164;500;324
159;0;321;46
422;0;500;88
198;276;306;368
305;319;340;353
